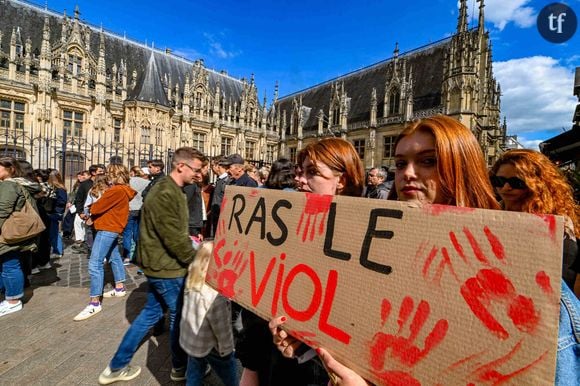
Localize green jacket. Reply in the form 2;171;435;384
0;180;38;255
136;176;196;278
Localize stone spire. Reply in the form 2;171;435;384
457;0;468;33
478;0;485;31
41;15;51;60
97;32;106;77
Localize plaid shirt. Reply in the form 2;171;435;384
179;291;234;358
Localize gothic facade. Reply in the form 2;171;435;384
274;0;506;168
0;0;504;181
0;0;279;180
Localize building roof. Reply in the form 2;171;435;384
130;52;170;105
276;39;450;132
0;0;245;103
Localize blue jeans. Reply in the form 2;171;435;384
109;276;187;371
555;280;580;386
122;213;140;260
88;230;126;298
48;214;63;255
186;350;237;386
0;250;24;300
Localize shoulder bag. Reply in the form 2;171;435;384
0;183;46;244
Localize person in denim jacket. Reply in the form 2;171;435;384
557;281;580;386
491;150;580;385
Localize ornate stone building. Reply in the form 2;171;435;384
0;0;504;182
0;0;278;181
273;0;505;167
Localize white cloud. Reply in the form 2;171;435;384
518;137;543;150
494;56;577;135
203;33;241;59
479;0;536;30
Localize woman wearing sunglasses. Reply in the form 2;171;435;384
490;149;580;294
491;149;580;386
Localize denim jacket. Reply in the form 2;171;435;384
556;281;580;385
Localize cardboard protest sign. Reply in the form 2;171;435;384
206;186;563;385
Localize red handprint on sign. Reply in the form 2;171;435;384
369;296;449;385
418;226;545;340
445;339;549;384
461;268;539;340
296;193;333;242
211;238;249;299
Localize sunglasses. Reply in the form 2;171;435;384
490;175;527;189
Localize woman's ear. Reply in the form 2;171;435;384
336;174;346;194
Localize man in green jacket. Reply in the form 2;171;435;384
99;148;205;385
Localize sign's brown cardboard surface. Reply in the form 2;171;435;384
206;187;563;385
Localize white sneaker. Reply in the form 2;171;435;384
103;288;127;298
98;365;141;385
39;262;52;270
73;303;102;321
31;267;41;274
0;300;22;317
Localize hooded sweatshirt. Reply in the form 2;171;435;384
90;184;136;233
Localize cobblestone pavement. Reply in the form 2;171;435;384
0;240;241;385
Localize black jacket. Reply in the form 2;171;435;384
74;179;93;214
230;172;258;188
141;172;165;202
183;183;203;236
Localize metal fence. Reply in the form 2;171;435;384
1;127;172;187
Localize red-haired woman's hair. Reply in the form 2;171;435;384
297;138;365;197
491;149;580;237
391;115;499;209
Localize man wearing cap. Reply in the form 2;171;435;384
223;154;258;188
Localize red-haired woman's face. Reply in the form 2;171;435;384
296;156;342;195
394;131;445;205
494;163;528;211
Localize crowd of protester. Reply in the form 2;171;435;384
0;114;578;385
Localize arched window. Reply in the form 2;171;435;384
58;151;85;178
332;105;340;126
389;90;400;115
292;112;299;135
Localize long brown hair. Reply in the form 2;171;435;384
107;164;130;185
298;137;365;197
491;149;580;237
90;175;110;198
391;115;499;209
48;169;66;190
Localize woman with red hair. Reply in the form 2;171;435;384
270;115;502;385
490;149;580;292
388;115;499;209
239;137;365;386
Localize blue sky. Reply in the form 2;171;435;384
29;0;580;148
